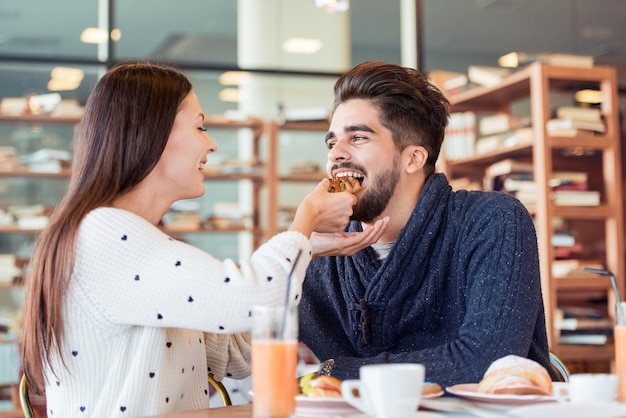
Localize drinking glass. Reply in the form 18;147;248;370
251;304;298;418
616;302;626;402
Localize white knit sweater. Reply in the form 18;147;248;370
43;207;311;417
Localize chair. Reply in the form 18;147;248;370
208;373;232;406
19;374;36;418
549;352;571;382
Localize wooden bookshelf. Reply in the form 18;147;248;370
441;62;624;364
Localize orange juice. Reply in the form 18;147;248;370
252;339;298;418
616;325;626;402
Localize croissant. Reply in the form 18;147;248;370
476;355;553;395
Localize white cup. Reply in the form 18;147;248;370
341;363;424;418
555;373;618;403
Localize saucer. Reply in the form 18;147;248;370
341;412;445;418
507;402;626;418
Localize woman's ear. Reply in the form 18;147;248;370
405;146;428;173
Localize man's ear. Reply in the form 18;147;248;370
405;145;428;173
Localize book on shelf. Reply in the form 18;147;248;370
547;128;601;138
501;177;536;193
498;52;595;69
555;317;613;334
448;177;482;192
542;53;594;68
485;159;534;178
478;114;529;136
546;117;606;133
554;106;602;123
559;306;606;320
467;65;512;88
289;161;322;175
552;232;575;247
474;128;533;156
512;171;588;191
444;111;476;160
558;334;608;345
552;190;600;206
20;148;72;173
549;171;588;190
427;69;470;94
552;259;603;278
555;305;612;345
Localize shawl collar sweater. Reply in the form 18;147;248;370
299;174;554;386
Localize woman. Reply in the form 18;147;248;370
19;62;363;417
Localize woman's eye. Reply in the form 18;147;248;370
198;127;207;132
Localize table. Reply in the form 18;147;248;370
153;404;252;417
151;399;511;418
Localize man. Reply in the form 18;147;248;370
299;60;555;386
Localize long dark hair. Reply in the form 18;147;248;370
21;62;192;393
333;60;450;176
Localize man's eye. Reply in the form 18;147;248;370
326;141;335;150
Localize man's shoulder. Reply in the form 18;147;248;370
456;188;527;210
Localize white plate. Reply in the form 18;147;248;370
295;395;360;417
294;391;445;418
507;402;626;418
341;412;445;418
446;383;556;406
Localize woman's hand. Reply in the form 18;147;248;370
288;179;357;237
311;216;389;258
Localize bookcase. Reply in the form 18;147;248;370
440;62;624;366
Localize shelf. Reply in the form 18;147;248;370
450;64;616;112
442;63;624;365
203;171;265;182
0;168;70;178
276;120;329;132
204;116;265;133
555;275;612;291
552;341;615;363
0;114;81;124
278;173;326;182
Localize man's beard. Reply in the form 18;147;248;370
351;156;400;223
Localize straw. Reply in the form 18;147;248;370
584;267;622;304
280;249;303;338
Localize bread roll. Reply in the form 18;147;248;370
476;355;553;395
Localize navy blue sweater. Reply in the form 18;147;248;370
299;173;554;386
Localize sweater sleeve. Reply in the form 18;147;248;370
329;200;550;386
73;208;312;334
204;331;251;380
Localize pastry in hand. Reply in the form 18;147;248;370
327;175;363;194
476;355;553;395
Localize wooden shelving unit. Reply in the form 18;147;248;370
264;119;329;238
441;62;624;364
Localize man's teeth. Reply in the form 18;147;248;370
336;172;363;179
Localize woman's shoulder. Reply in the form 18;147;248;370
83;207;149;227
79;207;161;241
